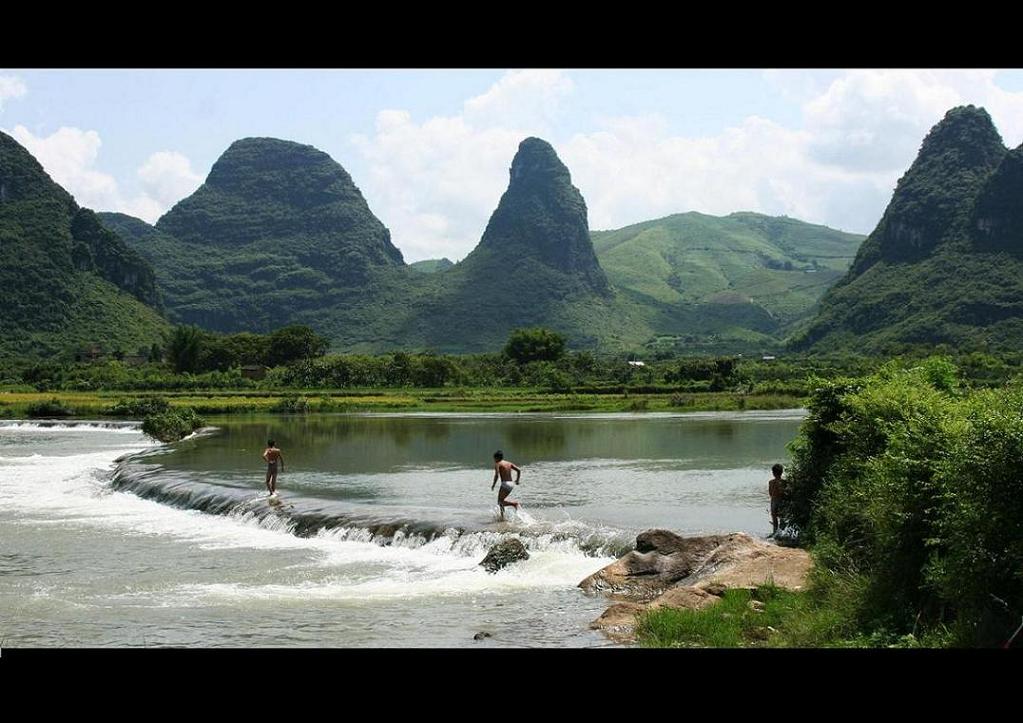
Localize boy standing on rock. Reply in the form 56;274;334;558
491;450;521;520
768;463;785;537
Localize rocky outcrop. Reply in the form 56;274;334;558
581;530;811;643
580;531;732;601
479;538;530;573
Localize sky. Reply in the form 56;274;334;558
2;69;1023;263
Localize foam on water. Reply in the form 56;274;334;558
0;421;142;433
1;428;615;604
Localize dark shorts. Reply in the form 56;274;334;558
770;498;780;516
267;462;278;474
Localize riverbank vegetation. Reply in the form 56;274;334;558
3;325;1022;419
639;357;1023;648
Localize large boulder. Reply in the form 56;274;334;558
480;538;530;573
578;531;731;601
579;531;809;602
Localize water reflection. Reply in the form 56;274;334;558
184;411;803;476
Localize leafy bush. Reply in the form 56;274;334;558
25;397;75;417
105;396;171;417
784;358;1023;645
141;407;206;443
266;325;329;367
503;328;566;364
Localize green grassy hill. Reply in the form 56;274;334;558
593;211;864;353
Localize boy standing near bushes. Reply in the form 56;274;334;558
768;463;785;537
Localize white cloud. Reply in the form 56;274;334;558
353;69;1023;261
4;125;201;224
0;73;27;111
562;114;894;235
137;151;203;207
10;125;122;208
351;73;562;262
804;70;1023;173
805;70;969;172
463;69;574;129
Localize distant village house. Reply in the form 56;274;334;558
241;365;268;380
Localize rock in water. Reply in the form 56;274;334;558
473;631;492;641
479;538;530;573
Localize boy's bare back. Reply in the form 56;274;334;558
496;459;518;481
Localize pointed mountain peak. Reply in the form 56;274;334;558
508;137;570;186
915;105;1005;169
468;137;610;294
847;105;1007;273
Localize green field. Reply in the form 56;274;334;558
0;388;805;418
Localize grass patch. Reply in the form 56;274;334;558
637;576;958;648
0;389;804;417
638;585;804;648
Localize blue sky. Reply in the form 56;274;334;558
3;69;1022;261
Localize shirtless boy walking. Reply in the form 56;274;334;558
491;450;521;520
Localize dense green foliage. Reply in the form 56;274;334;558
7;347;1023;398
265;325;329;367
25;397;75;417
782;358;1023;646
167;326;204;373
796;107;1023;354
163;324;328;374
105;396;171;416
503;327;566;364
973;145;1023;253
141;407;206;442
0;131;167;360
